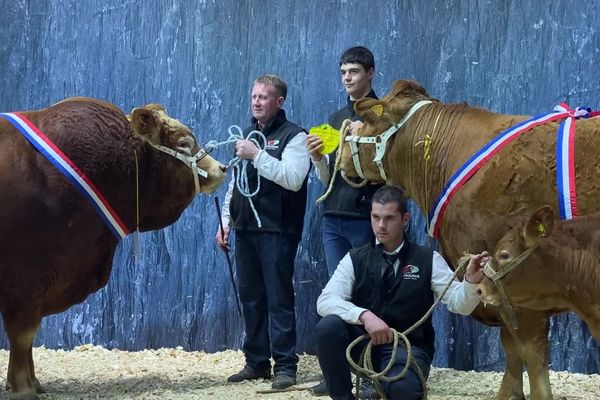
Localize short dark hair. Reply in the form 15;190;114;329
372;185;408;214
254;75;288;99
339;46;375;71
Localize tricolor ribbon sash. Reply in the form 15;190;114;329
554;103;592;219
428;104;597;238
0;112;130;240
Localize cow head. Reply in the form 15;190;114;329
477;205;555;308
130;104;226;194
339;79;431;184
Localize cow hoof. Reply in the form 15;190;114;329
32;378;44;394
8;391;40;400
494;392;525;400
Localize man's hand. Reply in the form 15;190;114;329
236;139;260;160
215;226;230;251
346;120;364;135
359;310;394;345
306;134;324;161
464;251;490;284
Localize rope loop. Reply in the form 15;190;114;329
345;254;472;399
205;125;266;227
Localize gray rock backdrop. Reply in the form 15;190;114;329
1;0;599;373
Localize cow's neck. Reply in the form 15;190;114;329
384;102;524;258
554;247;600;337
385;102;475;220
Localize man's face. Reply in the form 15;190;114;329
251;83;284;127
371;201;409;251
340;62;374;100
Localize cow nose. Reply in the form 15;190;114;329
476;288;483;296
219;164;227;173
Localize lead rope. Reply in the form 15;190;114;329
317;119;363;203
347;253;471;400
204;125;266;227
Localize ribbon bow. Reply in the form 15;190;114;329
554;102;592;119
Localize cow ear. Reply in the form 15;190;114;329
523;205;555;247
355;99;388;124
131;108;160;143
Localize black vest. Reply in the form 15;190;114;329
230;109;308;237
349;240;435;358
324;90;382;218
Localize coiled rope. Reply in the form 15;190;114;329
346;253;472;400
204;125;266;227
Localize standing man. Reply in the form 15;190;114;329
307;45;382;277
316;185;487;400
307;46;383;397
216;75;310;390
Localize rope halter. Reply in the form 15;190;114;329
344;100;432;181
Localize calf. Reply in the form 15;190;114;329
478;205;600;338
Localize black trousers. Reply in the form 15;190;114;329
316;315;431;400
234;230;300;376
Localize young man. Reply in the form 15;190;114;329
307;46;382;277
216;75;310;390
315;185;488;400
307;46;383;398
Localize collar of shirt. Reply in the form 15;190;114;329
375;239;404;256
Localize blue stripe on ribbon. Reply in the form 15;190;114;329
0;112;126;239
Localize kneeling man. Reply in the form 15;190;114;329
316;185;488;400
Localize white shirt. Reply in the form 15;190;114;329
311;155;331;184
221;132;310;227
316;242;481;324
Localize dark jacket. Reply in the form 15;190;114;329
230;109;308;237
349;240;436;358
324;90;382;218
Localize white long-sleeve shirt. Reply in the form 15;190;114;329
221;132;310;227
311;155;331;184
317;242;481;324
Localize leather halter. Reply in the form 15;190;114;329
482;240;540;330
344;100;432;181
147;142;209;194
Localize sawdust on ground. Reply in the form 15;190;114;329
1;345;599;399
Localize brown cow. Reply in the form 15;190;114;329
0;98;226;400
478;205;600;339
338;79;600;400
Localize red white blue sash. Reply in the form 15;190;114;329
554;103;593;219
0;112;130;240
428;104;595;238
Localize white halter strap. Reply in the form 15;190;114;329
344;100;432;181
148;142;209;194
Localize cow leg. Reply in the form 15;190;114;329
28;344;43;394
512;311;553;400
3;313;42;400
7;345;43;394
496;326;525;400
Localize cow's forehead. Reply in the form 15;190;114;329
154;110;191;134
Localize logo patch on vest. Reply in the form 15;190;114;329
402;265;420;280
265;139;280;150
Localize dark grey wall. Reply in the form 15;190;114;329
1;0;600;373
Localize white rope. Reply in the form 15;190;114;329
205;125;266;228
